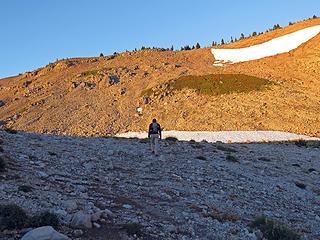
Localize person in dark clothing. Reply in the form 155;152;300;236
148;119;161;155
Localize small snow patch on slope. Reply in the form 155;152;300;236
116;131;320;143
211;25;320;64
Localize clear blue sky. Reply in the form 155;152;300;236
0;0;319;79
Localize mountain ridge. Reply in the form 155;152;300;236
0;18;320;137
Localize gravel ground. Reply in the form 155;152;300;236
0;130;320;239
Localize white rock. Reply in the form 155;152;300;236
123;204;132;209
63;200;78;211
77;185;86;192
72;229;84;237
21;226;70;240
91;210;103;221
37;171;49;178
63;214;73;224
70;211;92;229
93;222;101;228
55;209;67;217
167;224;177;233
103;208;114;217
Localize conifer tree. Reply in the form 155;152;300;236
181;45;191;51
170;45;174;51
240;33;245;40
99;53;104;57
273;24;281;30
313;15;317;19
196;42;200;49
221;39;225;45
230;36;233;43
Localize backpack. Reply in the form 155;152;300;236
150;122;159;134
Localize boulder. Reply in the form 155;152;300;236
93;222;101;228
102;208;114;218
91;210;103;221
63;200;78;211
21;226;70;240
70;211;92;229
37;171;49;178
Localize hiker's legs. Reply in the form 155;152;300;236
150;134;156;153
150;134;159;154
154;136;159;155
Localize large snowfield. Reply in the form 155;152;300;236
117;131;320;143
211;25;320;64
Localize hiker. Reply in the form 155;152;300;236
148;119;161;155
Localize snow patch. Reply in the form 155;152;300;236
116;131;319;143
211;25;320;64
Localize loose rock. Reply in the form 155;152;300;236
21;226;70;240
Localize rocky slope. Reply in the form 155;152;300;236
0;18;320;137
1;130;320;239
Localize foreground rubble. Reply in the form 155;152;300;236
0;130;319;239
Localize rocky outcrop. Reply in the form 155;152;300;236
70;211;92;229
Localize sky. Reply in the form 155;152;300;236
0;0;319;79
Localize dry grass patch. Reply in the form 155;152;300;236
226;155;239;163
203;210;240;223
250;216;301;240
217;145;238;153
79;67;113;77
